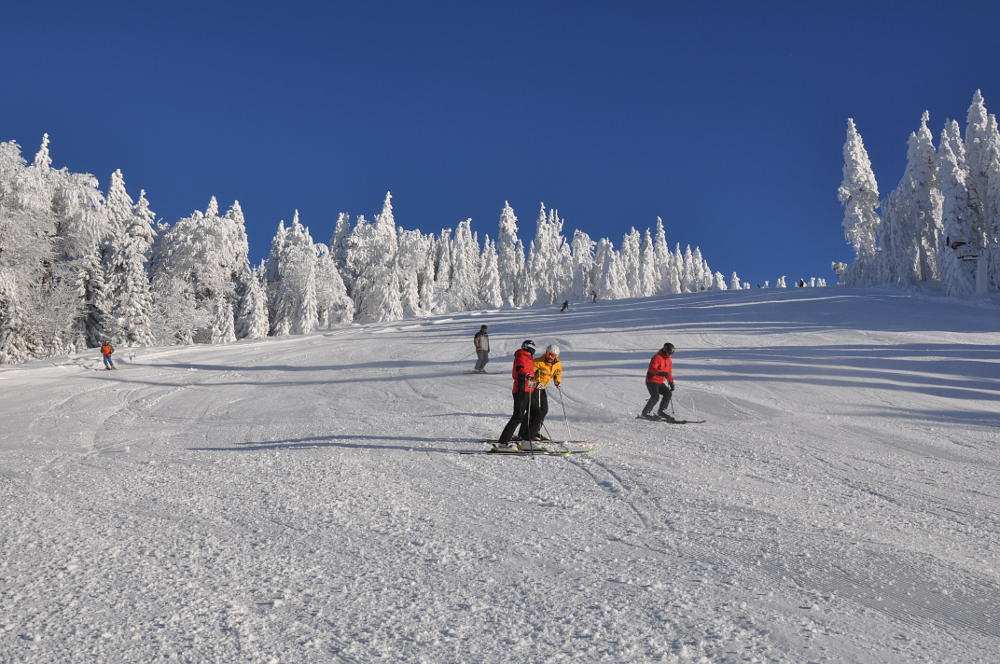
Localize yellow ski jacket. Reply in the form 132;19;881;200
533;356;563;388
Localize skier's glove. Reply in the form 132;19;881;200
669;383;675;391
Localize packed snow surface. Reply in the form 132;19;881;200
2;289;999;663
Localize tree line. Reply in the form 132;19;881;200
1;135;759;364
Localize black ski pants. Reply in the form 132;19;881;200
642;381;672;416
498;391;531;444
519;389;548;440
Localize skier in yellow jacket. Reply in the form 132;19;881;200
519;344;562;441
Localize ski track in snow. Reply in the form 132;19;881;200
2;288;999;663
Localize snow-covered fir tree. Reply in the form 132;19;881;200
838;118;882;285
569;229;595;298
937;124;976;295
496;201;528;308
639;229;656;297
448;219;482;311
314;244;354;327
619;228;642;297
102;171;156;346
479;235;503;309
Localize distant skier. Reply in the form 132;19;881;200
100;340;116;370
495;340;538;451
473;325;490;373
591;289;597;303
640;342;675;420
519;344;562;441
560;300;569;312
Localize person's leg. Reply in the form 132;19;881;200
499;392;528;444
656;384;672;416
642;382;659;416
531;389;549;439
482;350;489;370
518;390;540;440
473;351;483;371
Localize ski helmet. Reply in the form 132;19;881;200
545;344;560;357
521;339;536;353
662;342;675;354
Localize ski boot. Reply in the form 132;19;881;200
491;441;520;453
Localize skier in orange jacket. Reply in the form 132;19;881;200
100;340;115;370
640;342;675;420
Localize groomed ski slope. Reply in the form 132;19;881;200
1;288;999;663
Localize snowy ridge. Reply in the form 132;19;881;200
1;288;998;662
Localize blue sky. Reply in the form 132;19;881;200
3;1;997;283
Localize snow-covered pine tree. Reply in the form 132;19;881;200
479;235;503;308
50;165;110;348
729;271;741;290
937;124;976;296
838;118;882;285
210;297;236;344
433;227;453;308
265;219;291;335
883;111;943;285
570;230;595;298
776;275;787;288
639;229;656;297
329;211;352;289
352;192;402;323
496;201;527;308
286;211;319;334
620;228;642;297
691;247;707;291
102;171;156;346
653;217;671;294
527;203;562;304
235;264;269;339
598;246;629;300
682;245;695;292
449;219;482;311
314;244;354;327
397;228;427;318
713;271;727;290
591;238;612;297
418;240;437;313
963;90;995;252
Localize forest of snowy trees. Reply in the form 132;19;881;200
0;135;754;365
839;90;1000;296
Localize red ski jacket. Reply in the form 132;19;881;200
511;348;537;394
645;352;673;385
101;343;114;358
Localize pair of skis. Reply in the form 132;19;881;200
635;414;707;424
461;440;594;457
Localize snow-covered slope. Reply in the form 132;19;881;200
2;289;998;663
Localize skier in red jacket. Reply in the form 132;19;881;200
640;342;675;420
494;340;538;451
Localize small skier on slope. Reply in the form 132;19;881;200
473;325;490;373
560;300;569;312
100;340;116;370
494;340;538;451
640;342;675;421
519;344;562;442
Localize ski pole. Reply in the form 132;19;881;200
557;386;572;444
